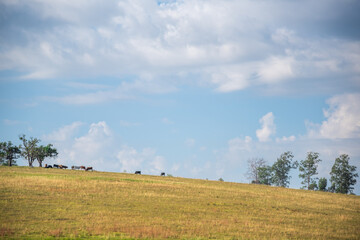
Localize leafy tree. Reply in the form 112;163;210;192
218;178;224;182
0;142;5;165
35;144;58;167
0;141;21;166
308;182;318;191
257;165;272;185
246;158;266;184
330;154;358;194
299;152;322;190
19;134;40;167
271;151;297;187
318;177;327;191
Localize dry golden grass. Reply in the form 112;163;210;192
0;166;359;239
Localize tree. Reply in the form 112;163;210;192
308;182;318;191
299;152;322;190
257;165;272;185
271;151;297;187
0;142;5;165
19;134;40;167
318;177;327;191
330;154;358;194
0;141;21;166
35;144;58;167
246;158;266;184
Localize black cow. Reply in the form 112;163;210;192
85;167;93;171
135;171;141;174
44;164;52;168
59;165;68;169
160;172;165;176
53;164;59;168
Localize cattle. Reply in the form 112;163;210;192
53;164;59;168
161;172;165;176
72;166;81;170
44;164;52;168
80;166;86;170
85;167;93;171
135;171;141;174
59;165;68;169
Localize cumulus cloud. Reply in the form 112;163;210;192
42;121;113;169
256;112;276;142
43;121;83;142
117;146;166;174
307;93;360;139
1;0;359;100
43;121;167;173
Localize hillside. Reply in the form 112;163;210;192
0;166;359;239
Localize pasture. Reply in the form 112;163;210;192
0;166;359;239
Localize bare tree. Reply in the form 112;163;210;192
246;158;267;184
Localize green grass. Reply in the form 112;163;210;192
0;166;359;239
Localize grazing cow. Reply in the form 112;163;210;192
161;172;165;176
135;171;141;174
85;167;93;171
44;164;52;168
72;166;81;170
53;164;59;168
59;165;68;169
80;166;86;170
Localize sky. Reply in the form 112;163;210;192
1;0;360;193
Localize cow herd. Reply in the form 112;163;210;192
44;164;93;171
72;166;93;171
44;164;166;176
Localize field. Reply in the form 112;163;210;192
0;166;359;239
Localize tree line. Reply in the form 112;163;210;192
0;135;58;167
1;136;358;195
246;151;359;195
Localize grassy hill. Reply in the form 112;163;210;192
0;166;359;239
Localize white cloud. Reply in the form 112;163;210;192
258;56;294;84
228;136;253;152
116;145;144;172
276;135;296;143
41;121;114;169
43;121;83;142
42;121;168;173
68;121;113;167
211;67;248;92
307;93;360;139
116;146;166;174
256;112;276;142
1;0;359;97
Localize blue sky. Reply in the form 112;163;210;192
1;0;360;193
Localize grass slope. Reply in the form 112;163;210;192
0;166;359;239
